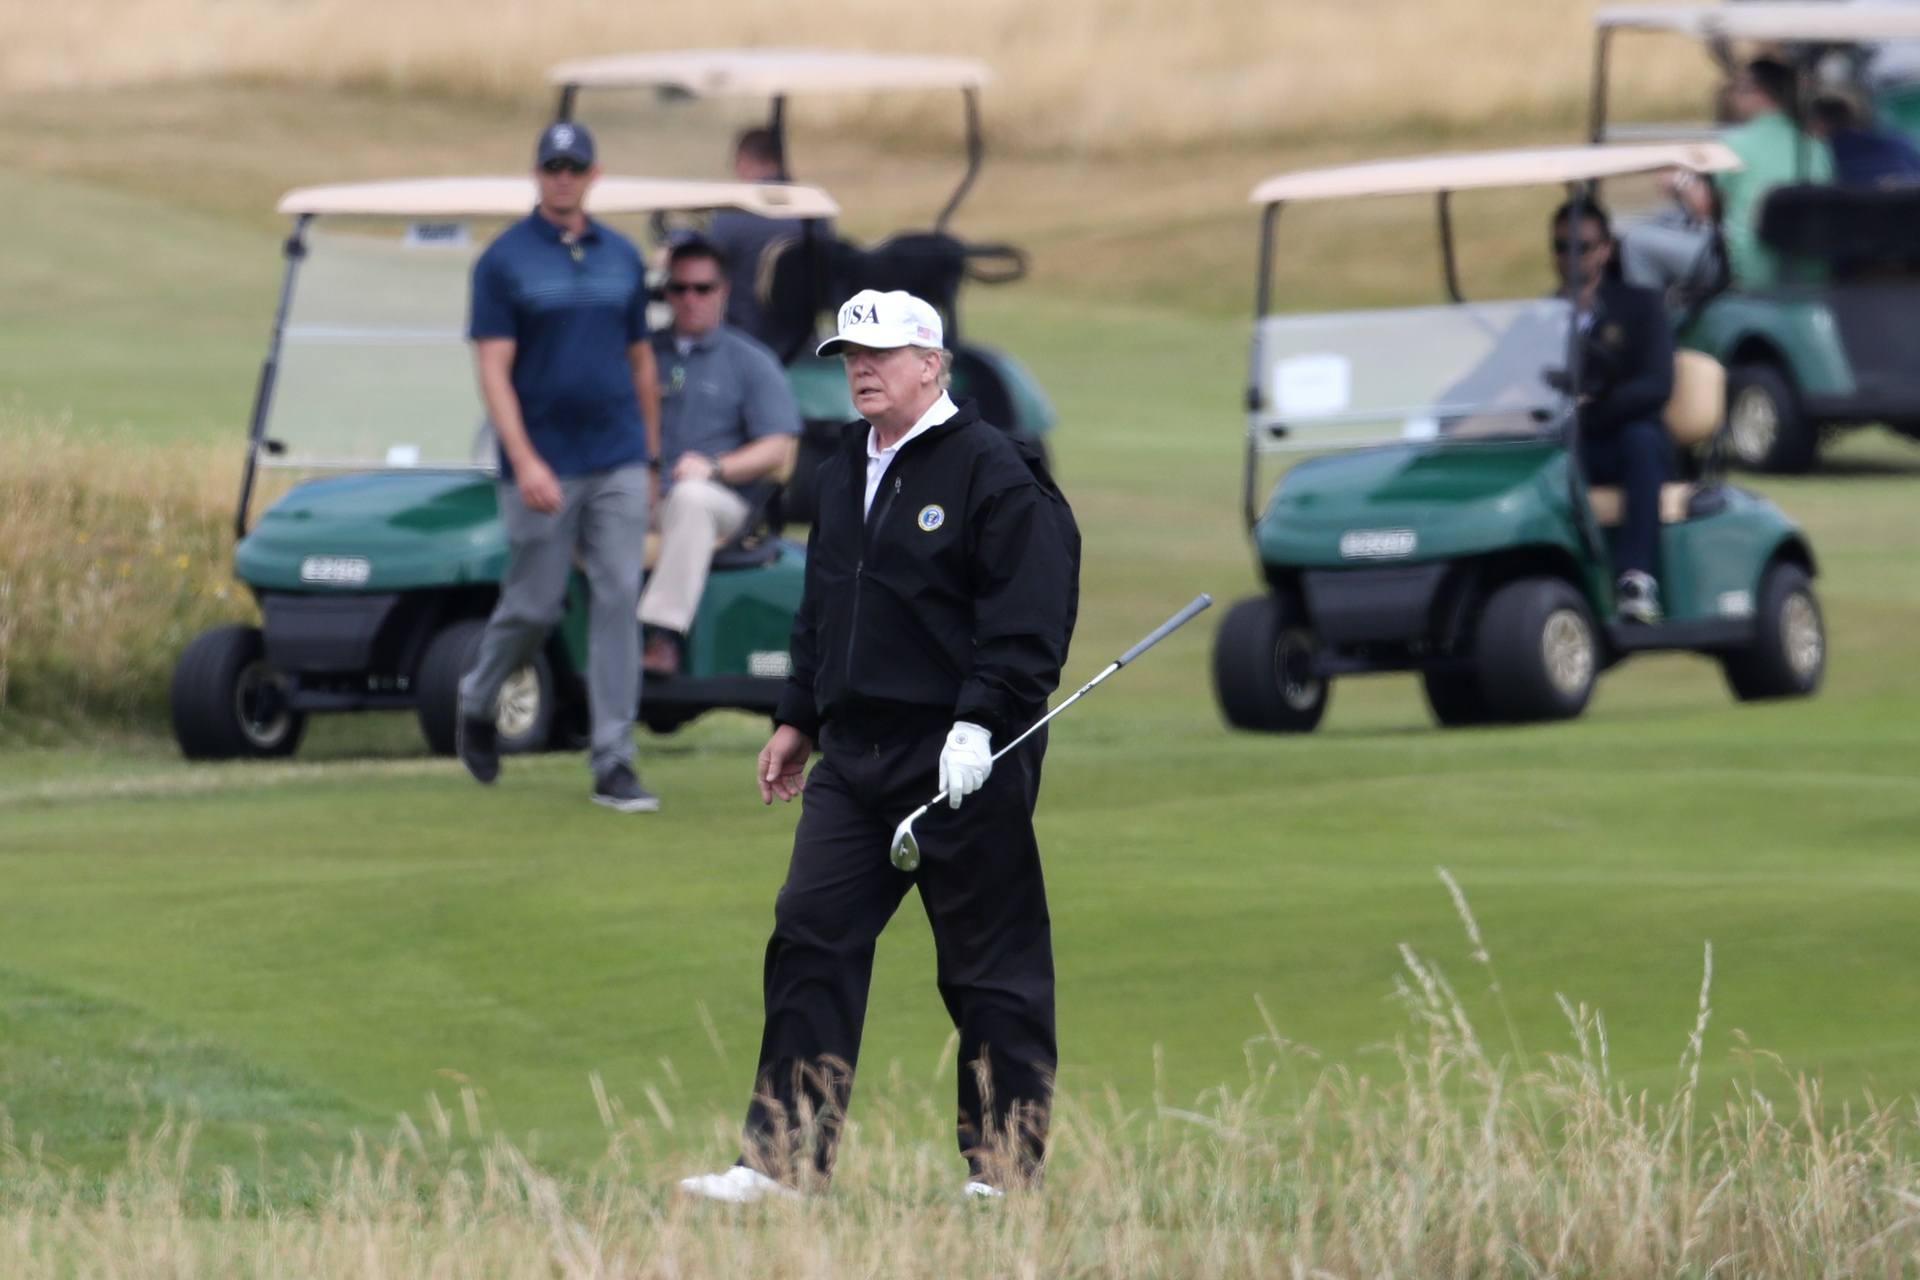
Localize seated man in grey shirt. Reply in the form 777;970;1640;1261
639;239;802;674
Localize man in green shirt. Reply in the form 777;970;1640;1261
1711;58;1834;287
1625;58;1835;296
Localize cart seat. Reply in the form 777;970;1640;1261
1587;350;1722;526
636;527;785;572
636;445;798;573
1663;348;1723;450
1587;482;1696;527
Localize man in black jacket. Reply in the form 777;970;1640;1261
678;289;1081;1203
1555;199;1675;624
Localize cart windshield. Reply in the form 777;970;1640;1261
264;222;503;471
1252;298;1573;452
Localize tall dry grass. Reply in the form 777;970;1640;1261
4;874;1920;1277
2;0;1705;153
0;411;249;732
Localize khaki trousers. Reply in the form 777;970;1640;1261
637;477;751;634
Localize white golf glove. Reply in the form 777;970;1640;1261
939;721;993;809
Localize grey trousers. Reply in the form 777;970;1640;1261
460;464;650;776
1619;220;1720;294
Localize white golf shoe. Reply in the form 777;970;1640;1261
963;1180;1004;1200
677;1165;798;1204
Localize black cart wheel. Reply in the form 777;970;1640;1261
640;705;697;735
1723;562;1824;701
1211;595;1329;733
1475;577;1598;723
170;624;307;760
1422;669;1498;728
415;619;555;757
1726;363;1817;474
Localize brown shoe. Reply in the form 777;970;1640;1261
643;631;681;676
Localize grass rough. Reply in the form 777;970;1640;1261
6;885;1920;1277
0;415;250;735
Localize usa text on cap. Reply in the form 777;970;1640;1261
816;289;944;356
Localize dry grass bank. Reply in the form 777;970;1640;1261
4;0;1705;153
3;886;1918;1277
0;413;249;731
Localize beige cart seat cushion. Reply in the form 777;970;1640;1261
1588;482;1695;527
1588;351;1722;526
1663;349;1724;448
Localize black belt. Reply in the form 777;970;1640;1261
824;698;952;743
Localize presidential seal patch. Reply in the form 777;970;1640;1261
916;504;945;532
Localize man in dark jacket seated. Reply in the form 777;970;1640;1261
1554;199;1674;624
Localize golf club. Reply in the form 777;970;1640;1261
888;593;1213;872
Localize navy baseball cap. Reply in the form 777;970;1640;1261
536;121;596;167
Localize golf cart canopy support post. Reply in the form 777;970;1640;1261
236;213;311;540
1436;192;1464;303
1589;26;1614;142
1245;200;1281;530
934;87;985;232
769;95;789;179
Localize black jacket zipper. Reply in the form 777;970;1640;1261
846;470;904;687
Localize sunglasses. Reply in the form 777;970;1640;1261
541;159;589;176
1552;238;1606;255
666;281;719;296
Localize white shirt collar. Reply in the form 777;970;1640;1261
867;392;958;461
863;392;957;517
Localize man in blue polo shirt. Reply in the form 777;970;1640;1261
458;121;663;813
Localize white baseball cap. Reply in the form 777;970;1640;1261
815;289;945;357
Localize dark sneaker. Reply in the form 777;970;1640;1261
456;714;500;784
1616;570;1663;625
592;763;660;813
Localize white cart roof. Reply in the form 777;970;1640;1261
277;175;840;219
547;48;992;96
1250;142;1742;205
1595;3;1920;41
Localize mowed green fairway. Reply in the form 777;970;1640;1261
3;146;1920;1182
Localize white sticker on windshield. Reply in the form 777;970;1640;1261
1402;415;1440;441
386;444;421;467
1272;354;1351;418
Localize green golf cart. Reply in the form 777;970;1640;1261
1213;143;1825;732
169;174;839;760
548;48;1057;519
1591;3;1920;471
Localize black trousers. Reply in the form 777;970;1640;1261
741;705;1055;1184
1583;418;1672;581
